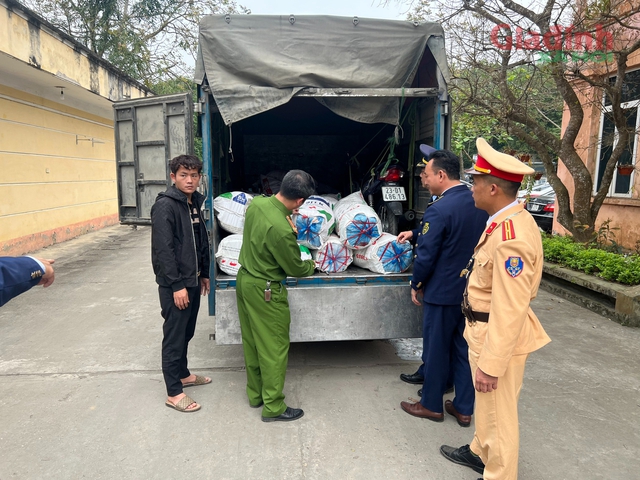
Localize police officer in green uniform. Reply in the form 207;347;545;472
236;170;316;422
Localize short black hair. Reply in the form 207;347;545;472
169;155;203;174
475;174;521;198
493;176;521;197
279;170;316;200
428;150;461;180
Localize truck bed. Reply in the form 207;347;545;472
213;266;422;344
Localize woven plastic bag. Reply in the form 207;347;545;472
213;192;253;234
352;233;413;274
215;234;243;276
299;244;313;261
293;196;335;249
313;235;353;273
333;191;382;250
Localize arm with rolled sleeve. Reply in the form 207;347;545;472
410;208;446;291
478;239;537;377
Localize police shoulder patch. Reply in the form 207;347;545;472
422;222;430;235
502;219;516;241
505;256;524;278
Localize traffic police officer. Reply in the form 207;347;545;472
440;138;551;479
398;148;487;424
236;170;316;422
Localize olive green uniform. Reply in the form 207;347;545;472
236;195;315;417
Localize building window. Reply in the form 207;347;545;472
594;69;640;197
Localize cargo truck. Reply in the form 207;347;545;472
113;15;451;344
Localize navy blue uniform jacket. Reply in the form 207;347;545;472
410;184;488;305
0;256;44;307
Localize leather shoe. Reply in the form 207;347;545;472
439;444;485;474
262;406;304;422
400;401;444;422
400;371;424;384
418;386;454;396
445;399;471;427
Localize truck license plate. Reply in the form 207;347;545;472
382;186;406;201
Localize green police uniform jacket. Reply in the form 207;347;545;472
239;196;315;280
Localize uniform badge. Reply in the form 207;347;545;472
422;222;430;235
502;219;516;241
505;256;524;278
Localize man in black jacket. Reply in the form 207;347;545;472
151;154;211;413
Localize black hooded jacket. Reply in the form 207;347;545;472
151;185;210;291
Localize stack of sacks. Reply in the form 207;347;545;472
313;235;353;274
213;192;253;234
215;234;243;275
333;191;382;250
293;196;336;249
353;233;413;274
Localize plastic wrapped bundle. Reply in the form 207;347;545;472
313;235;353;273
215;234;243;276
213;192;253;234
299;244;313;261
353;233;413;274
293;196;335;249
333;191;382;250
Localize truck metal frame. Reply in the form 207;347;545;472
114;15;450;345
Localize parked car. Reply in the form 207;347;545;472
517;182;552;200
525;187;555;232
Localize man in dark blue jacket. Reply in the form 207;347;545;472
0;256;55;307
399;149;488;426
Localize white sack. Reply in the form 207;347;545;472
292;195;336;249
313;235;353;274
215;234;243;276
213;191;253;234
352;233;413;274
333;191;382;250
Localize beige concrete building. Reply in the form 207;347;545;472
0;0;151;255
554;8;640;249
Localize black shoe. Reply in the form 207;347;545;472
262;406;304;422
249;401;264;408
440;444;485;474
418;386;454;396
400;371;424;384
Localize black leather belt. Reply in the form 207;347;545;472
469;310;489;322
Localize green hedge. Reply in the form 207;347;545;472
542;235;640;285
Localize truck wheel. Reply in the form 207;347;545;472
378;204;399;236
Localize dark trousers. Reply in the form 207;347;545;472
159;285;201;396
420;302;474;416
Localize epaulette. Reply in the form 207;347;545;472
286;215;298;234
502;219;516;241
485;222;498;235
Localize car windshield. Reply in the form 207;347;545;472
519;184;553;197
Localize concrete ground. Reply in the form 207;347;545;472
0;225;638;480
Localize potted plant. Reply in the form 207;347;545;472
617;163;635;175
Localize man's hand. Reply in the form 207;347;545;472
36;258;55;288
397;231;413;244
475;367;498;393
173;288;189;310
200;277;210;296
411;287;423;306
